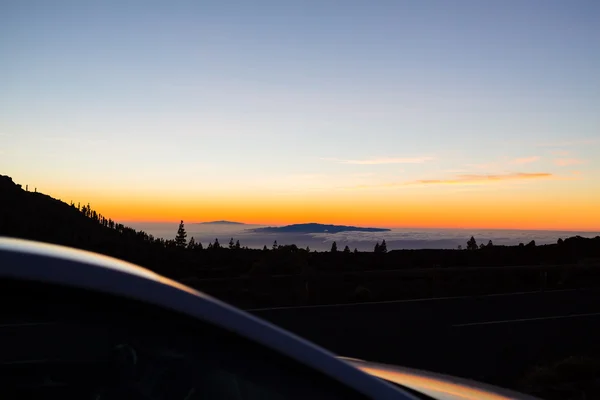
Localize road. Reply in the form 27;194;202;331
251;289;600;387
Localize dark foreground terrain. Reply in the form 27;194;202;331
254;288;600;395
3;174;600;397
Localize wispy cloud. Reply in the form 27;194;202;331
511;156;540;165
323;156;434;165
408;173;553;186
554;158;585;166
350;172;555;189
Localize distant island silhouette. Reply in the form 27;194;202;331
196;220;245;225
253;223;391;234
2;173;600;314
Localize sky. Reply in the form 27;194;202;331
1;1;599;230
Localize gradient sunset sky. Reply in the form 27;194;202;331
1;1;599;230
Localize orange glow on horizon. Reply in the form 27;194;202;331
60;194;600;232
42;176;600;232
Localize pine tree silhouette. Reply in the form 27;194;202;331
331;242;338;252
380;240;388;253
467;236;478;251
175;220;187;248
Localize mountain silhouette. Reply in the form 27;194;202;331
196;220;245;225
253;223;390;234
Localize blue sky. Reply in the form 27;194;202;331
1;1;599;228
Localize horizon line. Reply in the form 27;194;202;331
117;220;600;234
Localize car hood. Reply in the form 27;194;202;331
339;358;539;400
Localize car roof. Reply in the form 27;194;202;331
0;237;415;400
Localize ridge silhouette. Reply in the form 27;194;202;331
1;175;600;308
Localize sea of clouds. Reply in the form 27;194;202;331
125;223;600;252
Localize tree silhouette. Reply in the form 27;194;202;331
229;237;235;249
306;246;310;252
8;173;600;312
374;240;387;253
175;220;187;248
380;240;388;253
354;248;358;254
213;238;221;249
331;241;338;253
263;245;268;251
467;236;478;251
273;240;278;250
